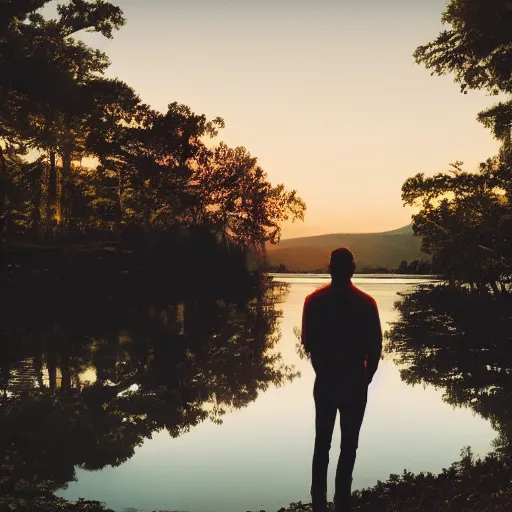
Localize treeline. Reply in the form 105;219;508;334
268;259;432;275
395;259;431;275
0;0;305;276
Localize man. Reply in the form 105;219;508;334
301;247;382;512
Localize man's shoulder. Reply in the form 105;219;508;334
304;283;378;309
351;285;378;308
304;284;331;304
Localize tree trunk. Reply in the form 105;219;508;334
33;351;44;389
60;352;71;392
489;281;500;296
116;167;123;238
501;126;512;158
47;342;57;392
59;145;72;231
476;282;486;294
0;143;9;240
498;280;510;295
31;174;42;236
47;150;58;227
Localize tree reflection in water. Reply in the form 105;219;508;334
275;284;512;512
386;285;512;454
0;278;296;506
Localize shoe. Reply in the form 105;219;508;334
311;491;328;512
333;494;351;512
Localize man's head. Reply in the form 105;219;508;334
329;247;356;281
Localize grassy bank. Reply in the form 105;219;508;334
278;449;512;512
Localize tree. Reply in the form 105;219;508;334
414;0;512;96
84;101;223;235
197;143;306;251
82;104;305;250
407;1;512;292
0;0;126;235
0;0;306;269
402;159;512;293
414;0;512;150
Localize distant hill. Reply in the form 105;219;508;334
266;225;425;272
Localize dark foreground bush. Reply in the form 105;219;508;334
277;449;512;512
0;497;113;512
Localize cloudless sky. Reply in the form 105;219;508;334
45;0;500;238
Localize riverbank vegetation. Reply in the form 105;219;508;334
0;0;305;288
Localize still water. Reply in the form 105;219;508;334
54;275;496;512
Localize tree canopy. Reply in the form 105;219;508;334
402;158;512;292
0;0;305;256
407;0;512;293
414;0;512;151
414;0;512;96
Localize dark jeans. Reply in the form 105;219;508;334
311;377;367;511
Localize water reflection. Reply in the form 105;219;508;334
387;284;512;454
0;279;297;503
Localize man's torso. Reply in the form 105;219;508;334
304;283;376;386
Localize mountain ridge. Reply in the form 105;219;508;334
275;224;414;245
266;225;424;271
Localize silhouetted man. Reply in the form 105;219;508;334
302;248;382;512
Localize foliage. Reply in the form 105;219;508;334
413;1;512;148
402;158;512;292
408;1;512;292
0;0;305;254
0;496;114;512
387;285;512;452
276;448;512;511
0;0;127;237
394;259;431;275
414;0;512;96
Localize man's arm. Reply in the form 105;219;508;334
301;296;312;354
366;299;383;384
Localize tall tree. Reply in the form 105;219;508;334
406;0;512;291
402;159;512;293
0;0;126;234
0;0;306;260
414;0;512;149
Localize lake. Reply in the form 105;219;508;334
50;274;496;512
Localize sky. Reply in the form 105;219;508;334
45;0;500;238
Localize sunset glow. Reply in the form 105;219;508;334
42;0;501;238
